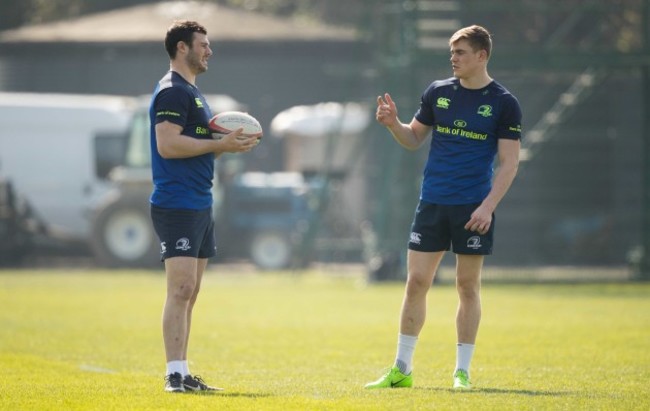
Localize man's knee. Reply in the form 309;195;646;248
406;270;434;295
456;276;480;301
166;271;198;302
165;257;200;301
405;250;442;295
167;277;196;301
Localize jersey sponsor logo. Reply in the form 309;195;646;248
195;98;204;108
195;126;210;135
409;232;422;245
436;124;488;141
453;119;467;128
509;124;522;133
437;125;452;134
156;110;181;118
477;105;493;117
175;237;191;251
467;236;482;249
436;97;451;109
457;129;487;140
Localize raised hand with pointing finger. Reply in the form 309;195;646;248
376;93;398;127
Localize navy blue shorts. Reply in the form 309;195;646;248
407;201;494;255
150;205;217;261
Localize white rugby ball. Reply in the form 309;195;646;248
208;111;263;140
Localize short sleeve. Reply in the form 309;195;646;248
497;94;522;140
414;83;436;126
153;87;191;127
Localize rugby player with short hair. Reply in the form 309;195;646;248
365;25;522;390
149;20;258;393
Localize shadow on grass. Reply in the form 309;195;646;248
417;387;573;397
473;387;573;397
185;391;273;398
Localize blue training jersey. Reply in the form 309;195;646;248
414;77;522;205
149;71;214;210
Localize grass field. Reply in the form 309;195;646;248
1;267;649;410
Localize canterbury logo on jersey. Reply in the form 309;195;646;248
436;97;451;109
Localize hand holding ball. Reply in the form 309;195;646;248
209;111;263;143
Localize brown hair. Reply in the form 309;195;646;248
449;25;492;58
164;20;207;59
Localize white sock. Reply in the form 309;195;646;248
455;343;475;376
394;333;418;375
182;360;190;377
166;360;184;376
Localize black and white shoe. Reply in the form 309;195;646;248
164;372;185;393
183;374;223;391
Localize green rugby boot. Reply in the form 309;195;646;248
364;366;413;389
452;369;472;390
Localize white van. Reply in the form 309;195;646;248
0;92;135;250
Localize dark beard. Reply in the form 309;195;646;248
187;53;207;73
